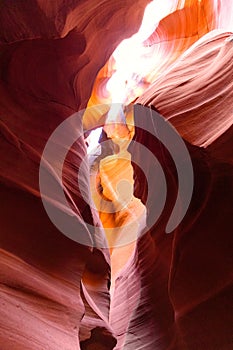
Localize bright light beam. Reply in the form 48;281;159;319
86;127;103;154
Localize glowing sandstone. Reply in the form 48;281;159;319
0;0;233;349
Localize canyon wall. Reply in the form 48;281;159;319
0;1;232;349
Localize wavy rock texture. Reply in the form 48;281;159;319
110;106;233;349
0;0;233;350
0;1;149;349
138;31;233;147
83;0;233;130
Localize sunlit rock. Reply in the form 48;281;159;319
0;0;232;349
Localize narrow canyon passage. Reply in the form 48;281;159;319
0;1;233;350
85;104;147;293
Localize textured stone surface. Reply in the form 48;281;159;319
0;1;232;349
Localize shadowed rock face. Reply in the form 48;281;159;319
110;109;233;349
0;1;150;349
0;1;232;349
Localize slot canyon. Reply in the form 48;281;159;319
0;1;233;349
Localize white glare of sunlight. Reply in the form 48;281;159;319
106;0;184;104
86;127;103;154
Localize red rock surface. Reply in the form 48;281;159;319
0;1;232;349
